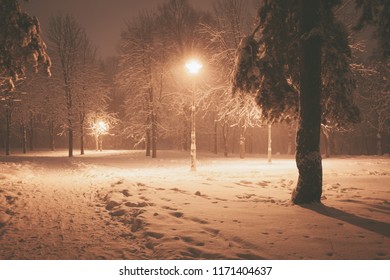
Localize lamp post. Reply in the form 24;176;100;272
96;120;108;151
185;59;202;171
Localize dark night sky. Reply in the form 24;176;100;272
22;0;214;58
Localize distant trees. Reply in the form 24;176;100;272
48;13;109;157
354;0;389;156
202;0;263;159
354;0;389;58
0;0;50;155
118;0;207;158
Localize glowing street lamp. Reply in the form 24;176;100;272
186;60;203;75
98;120;108;134
95;120;108;151
185;59;202;171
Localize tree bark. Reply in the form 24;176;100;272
292;0;323;204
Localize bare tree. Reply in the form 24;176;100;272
47;13;85;157
118;11;161;158
200;0;261;158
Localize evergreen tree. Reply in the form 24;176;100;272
231;0;360;203
0;0;51;93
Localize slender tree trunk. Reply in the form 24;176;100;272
329;129;336;155
149;88;157;158
66;85;73;158
222;121;229;157
151;110;157;158
80;124;84;155
99;135;103;151
239;123;246;159
79;109;85;155
29;112;34;151
68;127;73;157
213;118;218;154
145;121;151;157
268;124;272;163
231;127;236;154
21;123;27;154
287;123;293;155
292;0;323;204
321;127;330;158
49;120;55;151
5;106;11;156
95;135;99;151
376;130;382;156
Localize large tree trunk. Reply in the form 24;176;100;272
292;0;323;204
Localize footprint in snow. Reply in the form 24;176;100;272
170;211;184;218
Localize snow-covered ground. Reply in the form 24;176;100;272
0;150;389;260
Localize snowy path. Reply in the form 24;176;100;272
0;161;141;259
0;151;389;259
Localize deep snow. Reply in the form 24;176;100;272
0;150;389;260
